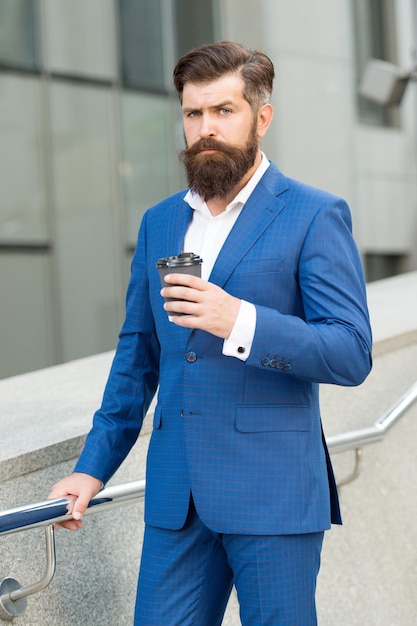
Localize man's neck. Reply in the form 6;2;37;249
206;151;262;216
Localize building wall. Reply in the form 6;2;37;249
1;0;416;379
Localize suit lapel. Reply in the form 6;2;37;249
163;194;193;257
209;164;289;288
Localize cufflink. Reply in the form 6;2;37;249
237;346;246;354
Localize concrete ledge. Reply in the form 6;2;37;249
0;352;113;482
0;353;154;482
366;270;417;355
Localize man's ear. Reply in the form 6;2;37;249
257;103;274;138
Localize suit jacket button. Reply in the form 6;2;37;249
284;363;292;371
269;358;277;367
261;357;270;366
186;351;197;363
276;361;284;369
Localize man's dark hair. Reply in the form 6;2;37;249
173;41;275;111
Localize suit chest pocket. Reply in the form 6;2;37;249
227;258;285;306
232;258;284;276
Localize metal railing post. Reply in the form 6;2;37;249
0;525;55;621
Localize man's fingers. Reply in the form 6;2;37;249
47;472;103;530
55;519;83;532
163;273;206;290
70;492;92;520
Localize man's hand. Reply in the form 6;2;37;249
48;472;103;531
161;273;241;337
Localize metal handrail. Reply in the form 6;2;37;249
0;479;146;537
326;380;417;453
0;480;145;621
1;380;416;620
325;379;417;487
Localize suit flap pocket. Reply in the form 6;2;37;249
235;405;310;433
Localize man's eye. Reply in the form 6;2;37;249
220;108;231;115
187;111;200;118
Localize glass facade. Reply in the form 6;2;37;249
0;0;415;378
118;0;166;91
0;0;39;70
174;0;217;58
50;81;121;361
121;92;178;245
0;74;47;243
0;0;216;378
43;0;117;80
352;0;399;126
0;251;54;375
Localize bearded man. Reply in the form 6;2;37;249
49;41;372;625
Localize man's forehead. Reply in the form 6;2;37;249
182;73;246;105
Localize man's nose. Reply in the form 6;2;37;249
199;114;216;137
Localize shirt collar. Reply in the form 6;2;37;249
184;152;270;214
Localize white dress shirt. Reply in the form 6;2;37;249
183;153;270;360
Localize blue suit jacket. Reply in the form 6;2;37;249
75;163;372;535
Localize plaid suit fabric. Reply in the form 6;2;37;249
75;162;372;536
135;497;323;625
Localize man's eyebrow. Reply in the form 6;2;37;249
214;101;235;109
182;106;201;113
183;100;236;113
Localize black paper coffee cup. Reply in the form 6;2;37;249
156;252;203;316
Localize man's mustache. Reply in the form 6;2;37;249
181;138;238;159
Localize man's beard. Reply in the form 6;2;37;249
179;121;259;201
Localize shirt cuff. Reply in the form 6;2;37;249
222;300;256;361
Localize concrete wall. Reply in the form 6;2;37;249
1;271;417;625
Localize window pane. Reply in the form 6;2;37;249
121;92;180;244
118;0;165;91
0;75;47;242
174;0;215;58
43;0;116;80
0;252;54;378
0;0;39;70
50;82;121;361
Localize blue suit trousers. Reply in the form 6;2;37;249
134;496;324;625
